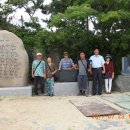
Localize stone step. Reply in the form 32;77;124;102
0;86;32;96
53;82;93;96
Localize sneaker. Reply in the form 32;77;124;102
82;91;86;96
78;90;83;96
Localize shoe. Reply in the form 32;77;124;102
106;92;108;94
35;94;40;96
50;93;55;97
78;93;82;96
35;93;39;96
82;91;86;96
92;93;96;96
98;93;102;95
47;94;50;96
78;90;83;96
41;91;44;94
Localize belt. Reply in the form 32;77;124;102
92;67;102;69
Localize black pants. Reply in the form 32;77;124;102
34;76;45;95
92;68;102;95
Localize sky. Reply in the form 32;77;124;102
0;0;94;30
0;0;52;28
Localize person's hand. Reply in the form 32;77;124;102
112;75;114;80
102;70;105;74
51;72;54;75
32;74;34;78
88;69;92;75
44;75;46;79
88;69;91;72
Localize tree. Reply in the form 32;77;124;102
1;0;130;75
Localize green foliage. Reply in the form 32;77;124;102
1;0;130;75
101;10;130;22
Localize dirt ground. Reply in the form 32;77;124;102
0;95;130;130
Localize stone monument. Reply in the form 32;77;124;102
121;56;130;75
114;56;130;92
0;30;29;87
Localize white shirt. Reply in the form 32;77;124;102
89;55;105;68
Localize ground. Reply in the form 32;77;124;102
0;93;130;130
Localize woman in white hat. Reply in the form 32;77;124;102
104;54;114;94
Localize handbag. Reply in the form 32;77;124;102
103;72;110;79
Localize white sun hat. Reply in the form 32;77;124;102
36;53;42;56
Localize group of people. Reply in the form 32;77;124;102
32;48;114;96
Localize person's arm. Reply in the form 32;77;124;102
58;59;62;70
43;62;46;79
102;64;105;74
51;64;57;75
32;61;35;78
111;63;115;80
70;58;75;69
102;57;105;74
44;69;46;79
88;58;92;74
32;69;34;78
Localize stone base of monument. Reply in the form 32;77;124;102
53;82;92;96
0;86;32;96
114;75;130;92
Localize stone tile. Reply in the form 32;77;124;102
115;102;130;110
102;95;130;103
70;98;121;117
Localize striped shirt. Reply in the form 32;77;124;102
59;58;74;70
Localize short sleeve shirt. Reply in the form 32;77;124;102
59;58;74;70
46;63;56;78
32;60;45;77
89;55;105;68
78;60;87;75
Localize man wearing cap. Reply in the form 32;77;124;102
32;53;46;95
59;52;75;70
89;48;105;95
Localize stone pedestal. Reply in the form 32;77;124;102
0;86;32;96
121;56;130;76
53;82;92;96
114;75;130;92
59;70;78;82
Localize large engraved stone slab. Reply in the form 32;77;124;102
121;57;130;76
114;75;130;92
70;99;121;117
0;30;29;87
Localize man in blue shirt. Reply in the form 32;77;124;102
32;53;46;95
